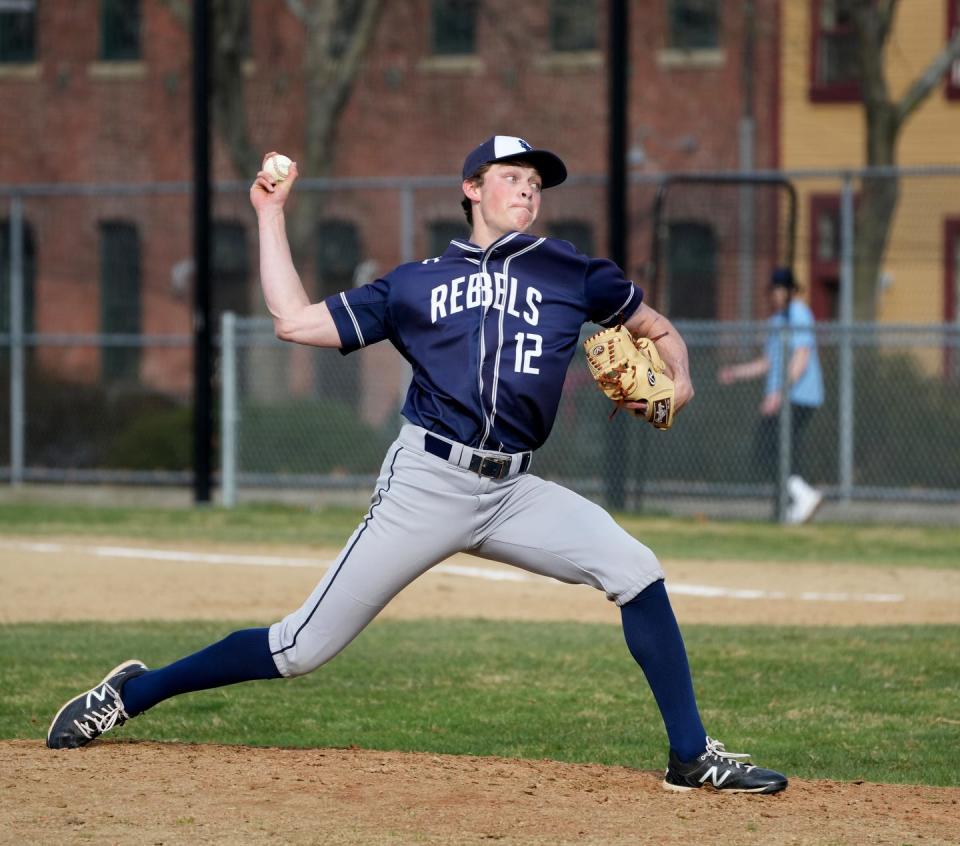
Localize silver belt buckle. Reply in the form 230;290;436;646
476;455;510;479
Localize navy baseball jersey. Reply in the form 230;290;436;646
325;232;643;452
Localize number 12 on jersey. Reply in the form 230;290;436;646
514;332;542;374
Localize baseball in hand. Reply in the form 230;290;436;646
265;154;292;182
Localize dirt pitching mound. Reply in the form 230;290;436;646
6;740;958;846
5;536;959;844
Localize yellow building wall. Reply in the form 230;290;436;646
781;1;960;324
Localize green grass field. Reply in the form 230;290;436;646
3;620;958;786
0;501;958;568
1;503;958;788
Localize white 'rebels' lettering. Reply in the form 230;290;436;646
493;273;507;311
449;276;465;314
466;273;483;309
504;272;521;317
523;287;542;326
430;285;448;324
514;332;542;375
430;274;538;324
699;766;732;788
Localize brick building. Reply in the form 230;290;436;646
0;0;780;400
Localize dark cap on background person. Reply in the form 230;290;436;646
770;267;799;290
462;135;567;189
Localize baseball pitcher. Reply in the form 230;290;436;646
47;136;787;795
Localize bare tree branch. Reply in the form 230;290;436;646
897;25;960;124
851;0;891;112
284;0;309;24
157;0;190;28
302;0;384;177
211;0;259;177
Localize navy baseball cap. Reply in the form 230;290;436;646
462;135;567;189
770;267;798;290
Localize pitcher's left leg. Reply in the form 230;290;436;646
472;473;662;604
474;474;787;794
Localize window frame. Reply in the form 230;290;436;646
944;218;960;381
667;0;721;52
100;0;142;62
430;0;478;56
99;220;142;383
808;0;861;103
549;0;598;53
0;0;37;64
0;217;36;335
212;220;250;321
664;220;718;320
808;194;843;320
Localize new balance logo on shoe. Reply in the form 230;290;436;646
47;660;148;750
663;737;787;794
85;685;113;708
698;762;757;788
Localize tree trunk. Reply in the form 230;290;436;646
211;0;260;178
853;102;899;320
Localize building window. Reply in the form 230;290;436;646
99;222;141;383
668;0;719;50
810;0;860;102
948;1;960;101
548;221;594;256
212;221;250;321
431;0;477;55
0;0;36;63
316;220;362;299
808;195;842;320
100;0;141;61
666;222;717;320
0;219;36;334
945;219;960;381
550;0;597;52
428;221;468;257
315;220;362;404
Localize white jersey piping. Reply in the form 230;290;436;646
483;237;546;450
599;286;638;326
476;232;520;448
339;291;365;347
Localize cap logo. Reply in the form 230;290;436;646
517;138;532;151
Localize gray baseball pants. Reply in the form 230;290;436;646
268;423;664;677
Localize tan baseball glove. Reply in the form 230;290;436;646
583;325;675;429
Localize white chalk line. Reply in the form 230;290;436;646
0;540;904;603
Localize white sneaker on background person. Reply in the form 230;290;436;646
787;475;823;524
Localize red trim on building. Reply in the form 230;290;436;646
808;193;842;320
772;0;782;168
808;0;861;103
947;1;960;101
945;219;960;321
944;219;960;380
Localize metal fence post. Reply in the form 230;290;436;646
220;311;238;507
838;175;856;502
9;197;25;486
400;183;414;265
776;323;792;523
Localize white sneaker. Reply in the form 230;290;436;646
787;481;823;524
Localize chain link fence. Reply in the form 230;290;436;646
220;315;960;522
3;166;960;522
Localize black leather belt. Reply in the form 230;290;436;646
423;433;531;479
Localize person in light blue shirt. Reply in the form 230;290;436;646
719;268;824;523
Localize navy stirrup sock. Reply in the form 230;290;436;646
620;579;707;763
120;627;282;716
